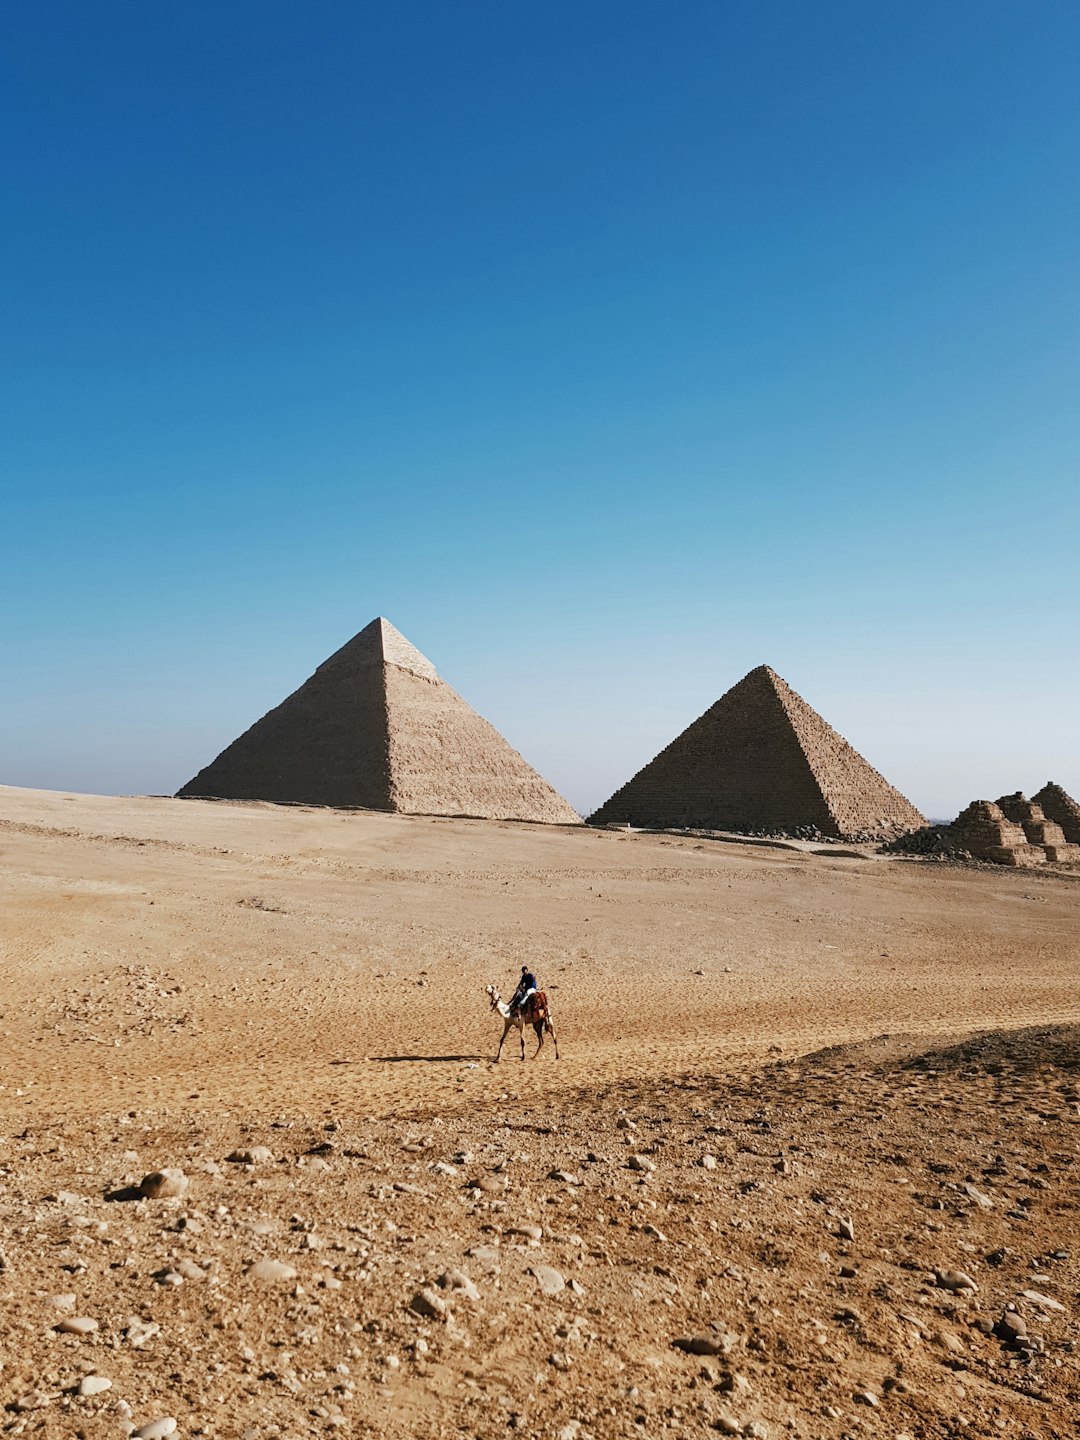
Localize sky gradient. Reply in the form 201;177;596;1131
3;2;1078;820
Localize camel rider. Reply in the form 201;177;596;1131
510;966;538;1016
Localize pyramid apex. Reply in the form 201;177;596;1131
323;617;439;681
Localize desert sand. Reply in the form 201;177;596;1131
1;785;1078;1438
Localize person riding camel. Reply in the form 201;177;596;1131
509;965;538;1017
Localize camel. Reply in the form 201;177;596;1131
485;984;559;1062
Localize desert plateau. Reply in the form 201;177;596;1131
0;785;1077;1439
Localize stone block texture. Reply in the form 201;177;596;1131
997;790;1080;863
178;618;580;824
588;664;925;841
1032;782;1080;845
948;801;1046;867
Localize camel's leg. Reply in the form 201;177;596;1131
519;1021;526;1061
532;1022;545;1058
495;1019;511;1063
546;1018;559;1059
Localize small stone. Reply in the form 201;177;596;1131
935;1268;978;1293
714;1415;740;1435
628;1155;655;1172
410;1287;448;1319
530;1264;566;1296
139;1168;188;1200
838;1217;855;1241
132;1419;178;1440
548;1350;572;1370
507;1223;543;1241
962;1183;994;1210
49;1293;77;1311
549;1170;581;1185
673;1333;727;1357
125;1318;160;1348
430;1162;458;1177
246;1258;297;1283
174;1257;207;1281
699;1154;718;1170
853;1391;879;1407
15;1392;57;1412
1019;1289;1065;1313
228;1146;274;1164
78;1375;113;1397
439;1269;480;1301
57;1315;99;1335
996;1311;1027;1341
556;1425;581;1440
935;1330;965;1355
642;1224;667;1241
743;1423;769;1439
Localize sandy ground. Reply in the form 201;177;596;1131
0;786;1078;1438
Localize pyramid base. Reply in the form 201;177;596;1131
1043;843;1080;864
986;845;1046;867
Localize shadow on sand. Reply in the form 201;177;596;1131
369;1054;488;1064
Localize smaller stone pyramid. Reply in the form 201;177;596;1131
178;617;580;824
588;664;924;840
996;792;1080;863
949;800;1046;867
1032;782;1080;845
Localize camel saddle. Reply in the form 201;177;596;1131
521;990;548;1023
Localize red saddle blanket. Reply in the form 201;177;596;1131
521;991;548;1022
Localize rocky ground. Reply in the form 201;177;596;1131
1;787;1078;1437
2;1026;1077;1439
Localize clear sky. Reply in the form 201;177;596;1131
2;2;1078;820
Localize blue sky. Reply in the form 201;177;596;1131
2;2;1078;819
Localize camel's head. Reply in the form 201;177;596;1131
485;983;500;1010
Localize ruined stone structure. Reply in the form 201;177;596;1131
1032;782;1080;846
178;617;580;824
588;664;925;840
997;792;1080;864
946;801;1047;867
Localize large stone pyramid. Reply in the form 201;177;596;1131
589;664;925;840
177;617;580;824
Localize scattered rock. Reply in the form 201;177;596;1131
78;1375;113;1396
228;1146;274;1164
132;1419;178;1440
139;1168;188;1199
507;1223;543;1241
438;1269;480;1301
410;1287;448;1319
530;1264;566;1296
56;1315;99;1335
934;1268;978;1293
1020;1289;1066;1313
628;1155;655;1172
673;1332;729;1357
246;1258;297;1283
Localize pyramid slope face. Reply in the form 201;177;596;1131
589;665;925;840
383;665;580;823
178;618;580;824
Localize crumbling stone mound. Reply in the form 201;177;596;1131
1033;780;1080;845
881;824;969;860
997;792;1080;864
